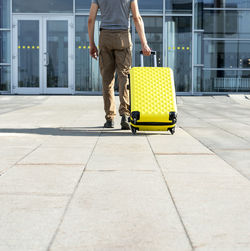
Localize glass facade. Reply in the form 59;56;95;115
195;0;250;92
0;0;10;92
1;0;250;93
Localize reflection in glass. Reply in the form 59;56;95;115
194;0;203;30
135;17;163;67
204;40;250;69
138;0;163;13
0;0;10;28
13;0;73;13
47;21;68;88
18;20;39;88
0;31;10;63
166;0;192;13
165;16;192;92
75;0;92;12
0;66;10;91
75;16;102;92
203;70;250;92
193;67;203;92
194;32;203;65
204;11;250;39
204;0;250;8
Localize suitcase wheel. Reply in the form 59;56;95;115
131;126;137;135
169;127;175;135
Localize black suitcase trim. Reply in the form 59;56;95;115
132;122;175;126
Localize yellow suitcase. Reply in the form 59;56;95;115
129;51;177;134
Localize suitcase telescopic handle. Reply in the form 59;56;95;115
140;50;157;67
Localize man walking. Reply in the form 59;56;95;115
88;0;151;129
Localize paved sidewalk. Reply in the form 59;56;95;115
0;95;250;251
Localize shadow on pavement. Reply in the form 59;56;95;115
0;127;171;137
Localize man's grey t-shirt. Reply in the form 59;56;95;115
92;0;134;30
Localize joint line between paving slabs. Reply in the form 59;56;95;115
46;129;103;251
146;135;194;250
181;126;250;182
0;144;42;177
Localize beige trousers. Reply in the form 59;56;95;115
99;29;132;120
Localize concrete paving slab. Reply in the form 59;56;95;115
179;100;250;121
18;145;94;165
0;195;68;251
229;94;250;106
183;127;250;150
180;105;230;120
177;117;209;128
214;149;250;178
213;95;236;103
0;164;84;195
181;96;216;104
206;121;250;142
147;128;212;154
0;147;35;163
159;156;250;251
0;96;104;128
87;135;157;171
156;155;235;176
177;96;184;105
41;135;98;148
0;96;48;115
0;133;45;148
50;172;191;251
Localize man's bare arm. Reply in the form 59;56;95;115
88;3;99;59
131;0;151;56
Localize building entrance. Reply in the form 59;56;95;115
12;15;74;94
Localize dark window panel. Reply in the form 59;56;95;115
0;0;10;28
75;0;92;12
203;11;250;39
204;0;250;8
0;66;10;91
166;0;192;14
138;0;163;12
0;31;10;63
204;41;250;69
76;0;163;13
13;0;73;13
194;1;204;30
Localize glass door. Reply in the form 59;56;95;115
164;16;192;92
44;17;74;94
12;15;74;94
12;16;42;94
